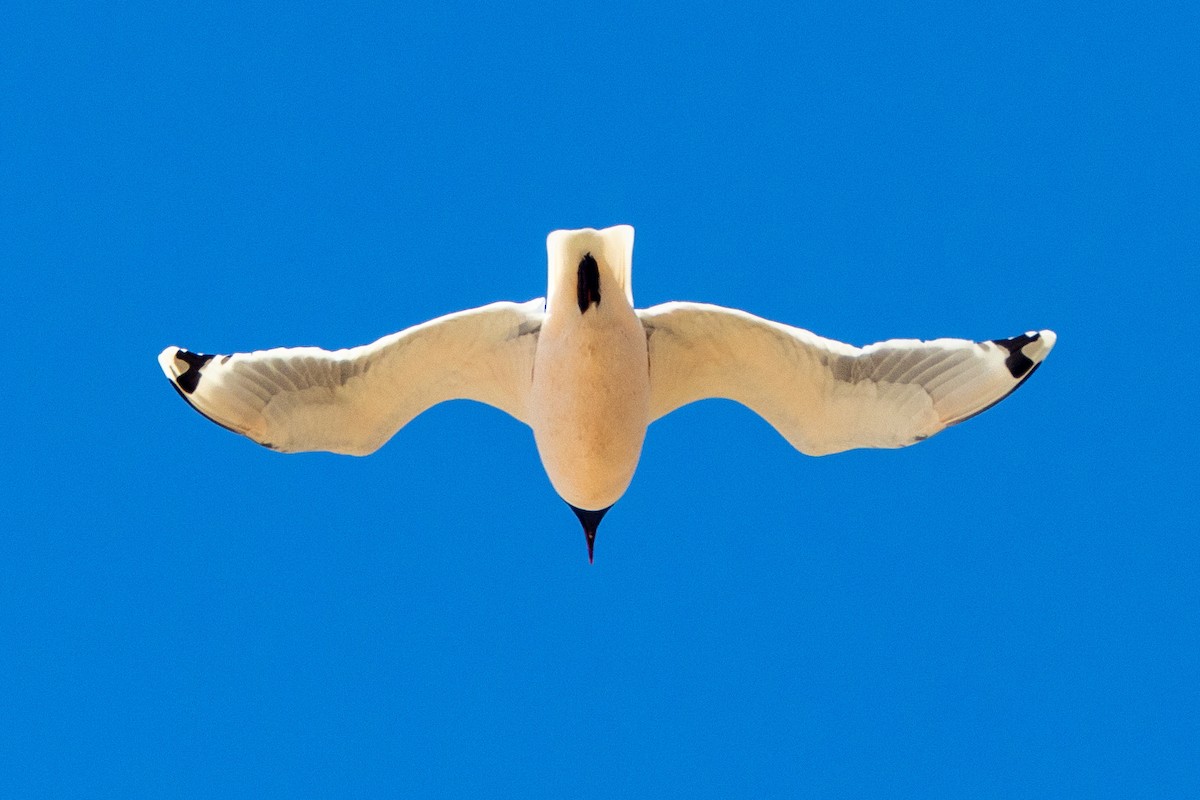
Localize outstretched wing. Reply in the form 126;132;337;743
637;302;1055;456
159;298;544;455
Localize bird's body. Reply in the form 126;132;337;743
530;227;649;511
159;225;1056;559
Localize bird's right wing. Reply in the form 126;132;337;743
638;302;1055;456
159;298;544;455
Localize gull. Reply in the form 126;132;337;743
159;225;1055;561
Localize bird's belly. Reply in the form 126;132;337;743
530;321;650;510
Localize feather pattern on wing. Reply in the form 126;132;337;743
637;302;1055;456
159;298;544;455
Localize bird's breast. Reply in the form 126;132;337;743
529;306;650;510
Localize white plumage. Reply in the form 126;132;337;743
637;302;1054;455
160;224;1055;559
160;299;543;456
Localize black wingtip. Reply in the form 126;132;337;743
990;332;1042;379
172;349;216;394
165;366;245;438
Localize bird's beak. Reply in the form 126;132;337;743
569;504;611;564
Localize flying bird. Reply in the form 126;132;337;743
159;225;1055;560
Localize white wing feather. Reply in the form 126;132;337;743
638;302;1055;456
159;299;544;455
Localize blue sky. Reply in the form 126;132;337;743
2;1;1197;796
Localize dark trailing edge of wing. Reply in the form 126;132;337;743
165;354;279;450
945;361;1043;428
942;332;1046;427
167;379;241;436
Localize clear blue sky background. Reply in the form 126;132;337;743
2;1;1196;797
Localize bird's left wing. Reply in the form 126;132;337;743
159;298;544;455
638;302;1055;456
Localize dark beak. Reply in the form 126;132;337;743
569;504;611;564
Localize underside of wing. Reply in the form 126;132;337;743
159;298;544;455
638;302;1055;456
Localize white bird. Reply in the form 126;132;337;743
159;225;1056;560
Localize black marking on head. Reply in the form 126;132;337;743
991;332;1040;379
577;253;601;314
174;350;215;394
569;503;611;562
